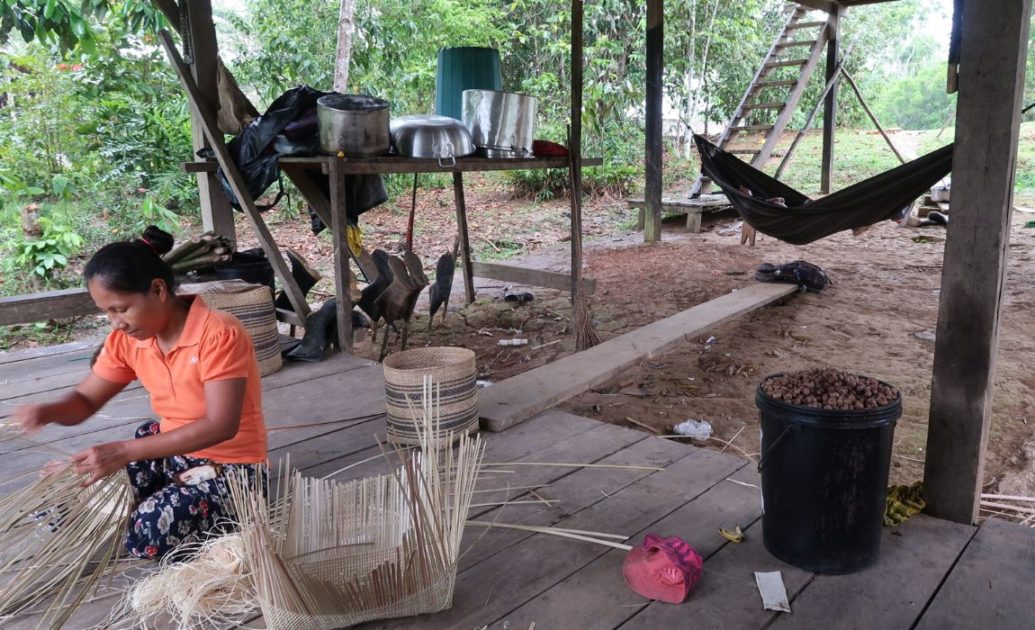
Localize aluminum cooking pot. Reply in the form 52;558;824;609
461;89;537;158
390;115;475;167
317;94;391;156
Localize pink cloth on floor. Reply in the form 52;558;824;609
622;533;704;603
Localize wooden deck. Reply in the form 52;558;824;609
2;344;1033;629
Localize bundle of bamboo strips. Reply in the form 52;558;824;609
114;533;254;629
163;231;233;273
979;493;1035;527
0;464;133;627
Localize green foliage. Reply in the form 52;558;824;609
872;62;956;130
13;215;83;279
0;3;190;287
0;0;163;53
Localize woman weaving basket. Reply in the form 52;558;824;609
12;226;267;560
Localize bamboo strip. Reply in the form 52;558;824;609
481;462;664;472
465;521;633;551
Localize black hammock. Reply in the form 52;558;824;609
693;134;954;245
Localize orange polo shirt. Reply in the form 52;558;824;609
92;295;268;464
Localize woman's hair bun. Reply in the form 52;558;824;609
141;225;174;256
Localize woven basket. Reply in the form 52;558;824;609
382;347;478;445
179;279;283;376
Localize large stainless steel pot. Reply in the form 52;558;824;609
317;94;391;156
461;89;537;158
390;115;475;167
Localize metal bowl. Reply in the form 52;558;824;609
390;115;475;166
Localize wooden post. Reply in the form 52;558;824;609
923;0;1032;524
184;0;236;247
643;0;663;242
159;31;309;325
820;4;839;194
453;172;476;304
328;160;354;353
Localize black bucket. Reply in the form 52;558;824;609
212;250;275;295
756;374;900;574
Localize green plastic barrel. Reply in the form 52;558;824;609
435;47;502;121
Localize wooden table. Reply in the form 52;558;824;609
188;154;603;353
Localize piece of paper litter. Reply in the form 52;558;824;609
754;571;791;613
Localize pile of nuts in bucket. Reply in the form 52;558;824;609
762;368;899;410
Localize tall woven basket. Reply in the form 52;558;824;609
382;347;478;445
179;279;283;376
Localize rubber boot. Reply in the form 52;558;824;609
275;249;321;311
285;299;337;362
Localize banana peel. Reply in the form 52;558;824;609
884;481;925;527
719;525;745;543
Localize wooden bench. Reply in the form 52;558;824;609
627;193;732;232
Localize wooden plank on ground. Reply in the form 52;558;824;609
479;283;797;431
384;445;745;629
496;467;767;630
915;517;1034;630
0;288;98;326
772;515;975;629
469;261;596;294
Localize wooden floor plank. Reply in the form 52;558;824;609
915;517;1033;630
493;468;766;630
382;446;745;629
456;428;695;572
621;504;811;630
296;409;602;483
479;283;796;431
771;515;974;630
0;339;98;368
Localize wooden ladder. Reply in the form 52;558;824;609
690;3;834;198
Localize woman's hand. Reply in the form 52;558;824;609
70;441;131;486
12;403;53;436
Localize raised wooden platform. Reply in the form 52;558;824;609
3;344;1034;629
629;193;733;232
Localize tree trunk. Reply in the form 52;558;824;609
333;0;358;93
681;0;697;158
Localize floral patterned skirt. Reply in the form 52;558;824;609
125;421;264;560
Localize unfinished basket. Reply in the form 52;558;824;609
180;279;282;376
228;377;485;630
382;347;478;445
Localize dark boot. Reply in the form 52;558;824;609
285;299;337;362
275;249;321;310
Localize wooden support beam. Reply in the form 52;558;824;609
924;0;1032;525
820;5;839;194
453;173;476;304
468;262;596;294
182;0;236;247
159;31;311;327
0;288;97;326
328;160;354;353
643;0;663;242
775;55;846;180
793;0;837;14
841;68;906;164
